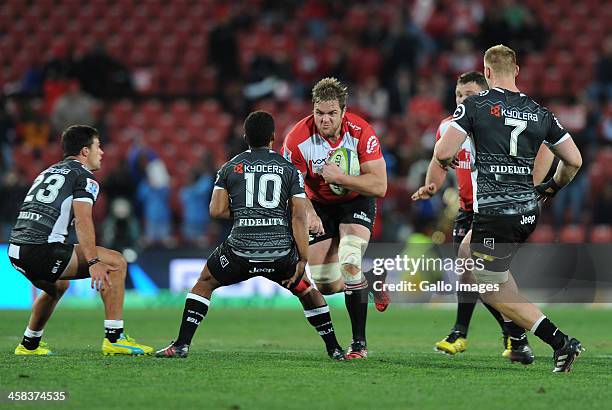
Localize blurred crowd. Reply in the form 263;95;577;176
1;0;611;250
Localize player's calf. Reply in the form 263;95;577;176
341;263;369;359
293;280;345;360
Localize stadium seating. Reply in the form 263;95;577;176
1;0;610;242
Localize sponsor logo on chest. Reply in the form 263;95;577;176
304;134;358;174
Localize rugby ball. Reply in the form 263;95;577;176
328;147;360;195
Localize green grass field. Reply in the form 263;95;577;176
1;306;611;409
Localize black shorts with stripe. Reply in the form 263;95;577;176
310;195;376;245
8;242;74;284
206;241;302;289
470;208;539;272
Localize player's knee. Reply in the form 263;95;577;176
457;244;471;260
338;235;367;286
472;268;509;285
340;262;363;282
309;263;341;286
317;281;344;295
55;280;70;296
290;279;313;297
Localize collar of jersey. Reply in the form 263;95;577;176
319;132;344;148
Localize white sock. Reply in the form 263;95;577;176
24;327;43;338
104;320;124;329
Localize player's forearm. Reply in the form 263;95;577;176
74;216;98;261
211;208;232;219
291;215;309;262
434;147;457;168
336;173;387;197
425;159;448;192
532;145;555;185
553;160;581;188
303;196;318;220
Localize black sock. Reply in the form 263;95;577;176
345;287;368;343
482;302;506;330
21;335;41;350
304;305;341;353
453;291;479;336
533;317;567;350
503;320;528;347
363;268;382;294
104;320;124;343
176;293;210;346
105;327;123;343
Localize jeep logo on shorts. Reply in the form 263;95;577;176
521;215;536;225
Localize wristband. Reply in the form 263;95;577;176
536;178;561;197
87;258;100;267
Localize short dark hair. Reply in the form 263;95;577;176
244;111;275;148
457;71;488;90
61;125;99;158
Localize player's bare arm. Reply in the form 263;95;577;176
434;126;467;168
209;187;231;219
412;157;448;200
549;137;583;186
284;196;309;288
321;157;387;198
533;144;555;185
536;137;582;199
73;200;113;291
298;171;325;235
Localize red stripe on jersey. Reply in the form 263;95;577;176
436;116;473;211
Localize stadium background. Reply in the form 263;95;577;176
0;0;611;309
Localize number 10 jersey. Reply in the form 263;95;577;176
10;159;100;244
214;147;305;260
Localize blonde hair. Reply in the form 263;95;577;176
312;77;348;110
484;45;517;76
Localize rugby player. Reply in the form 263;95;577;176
412;71;552;363
435;45;583;372
282;78;387;359
9;125;152;356
156;111;346;360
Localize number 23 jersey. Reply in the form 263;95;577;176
10;159;100;244
450;87;569;215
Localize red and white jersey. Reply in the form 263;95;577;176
436;115;473;211
282;112;383;203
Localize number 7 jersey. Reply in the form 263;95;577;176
214;147;306;259
449;87;569;215
10;159;100;244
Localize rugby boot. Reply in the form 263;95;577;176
328;346;346;361
434;330;467;355
502;332;511;358
155;341;190;358
365;268;390;312
102;333;153;356
553;337;583;372
15;341;53;356
345;340;368;359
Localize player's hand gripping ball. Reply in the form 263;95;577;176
327;147;360;195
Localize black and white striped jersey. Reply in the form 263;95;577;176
10;159;99;244
214;147;305;260
450;87;569;215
